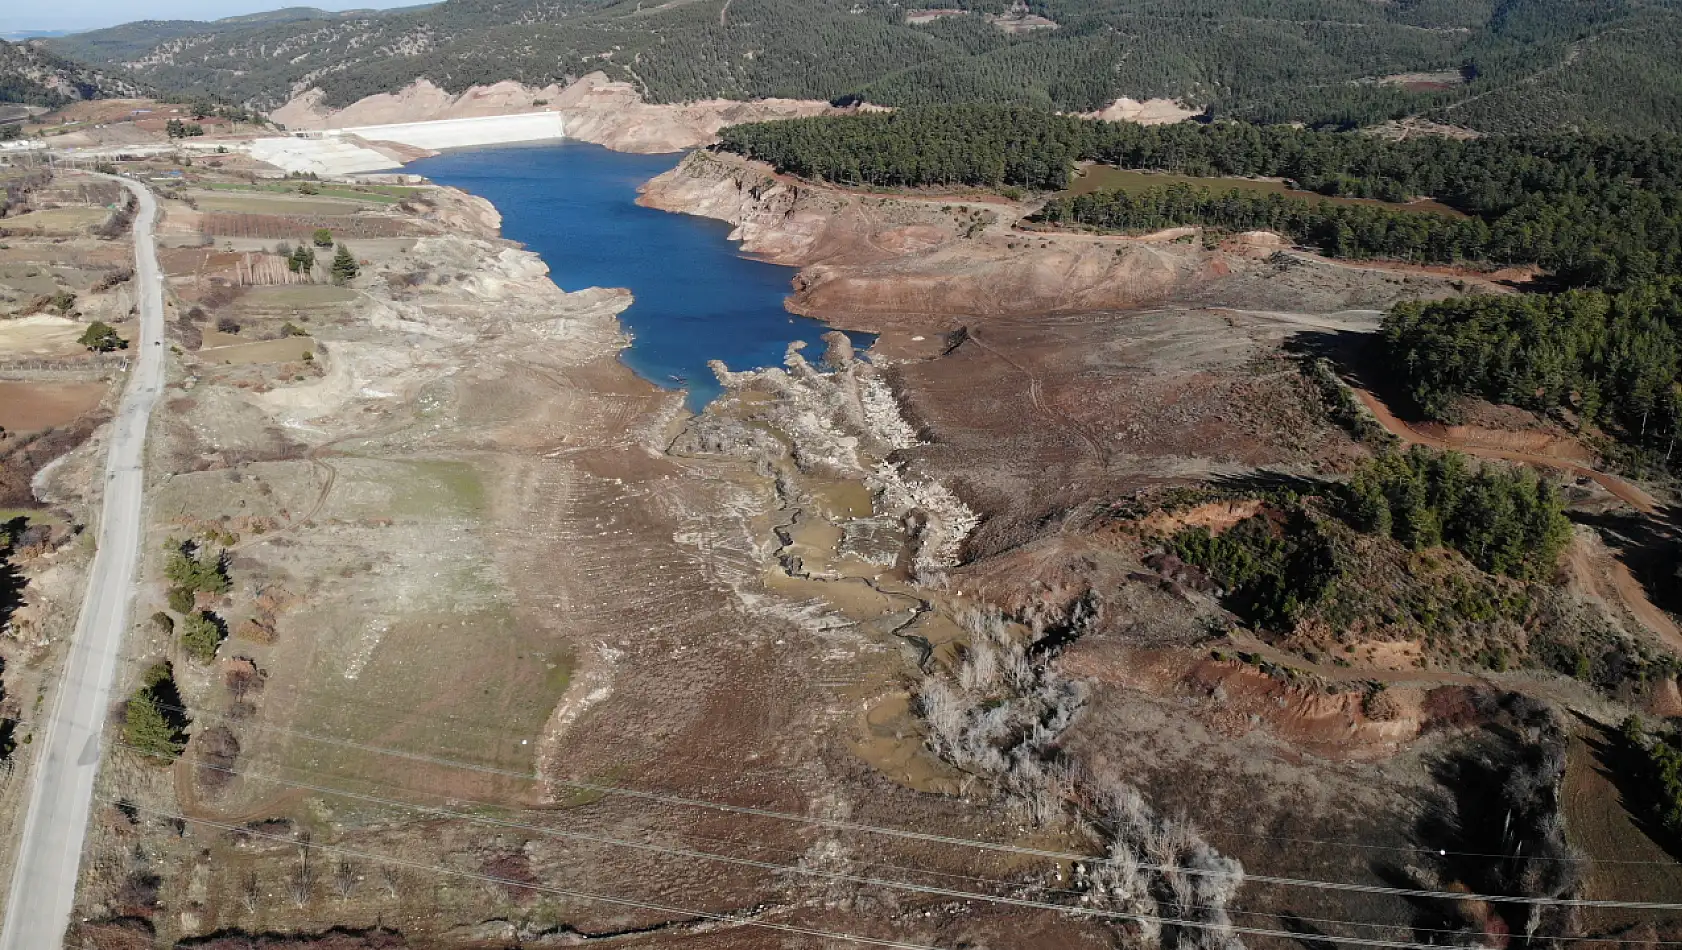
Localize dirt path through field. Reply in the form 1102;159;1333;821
1223;631;1486;687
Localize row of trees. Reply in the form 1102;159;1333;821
1032;185;1495;264
279;238;358;282
1620;716;1682;846
1382;283;1682;465
1170;447;1571;633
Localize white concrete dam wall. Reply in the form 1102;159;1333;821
337;111;566;150
249;112;566;176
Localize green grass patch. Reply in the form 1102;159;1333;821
392;459;487;518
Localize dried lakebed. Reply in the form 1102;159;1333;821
409;141;872;408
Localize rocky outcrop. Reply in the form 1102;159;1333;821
272;73;838;154
1081;96;1200;125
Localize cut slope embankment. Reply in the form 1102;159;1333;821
634;150;1473;334
273;72;839;154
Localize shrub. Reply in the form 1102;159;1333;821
312;227;334;247
1171;509;1341;628
166;586;195;614
123;662;188;761
194;725;241;793
215;316;240;334
149;611;174;634
78;321;126;352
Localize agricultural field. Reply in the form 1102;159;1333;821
198;182;420;205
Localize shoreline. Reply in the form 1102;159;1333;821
411;141;871;411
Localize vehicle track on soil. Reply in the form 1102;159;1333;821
964;328;1109;469
1352;386;1682;657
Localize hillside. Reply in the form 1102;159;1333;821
42;0;1682;134
0;38;144;106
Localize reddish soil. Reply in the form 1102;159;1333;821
1353;387;1660;513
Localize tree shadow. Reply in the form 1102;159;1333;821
1569;502;1682;616
1206;469;1333;498
1573;711;1682;864
1278;912;1339;950
1282;329;1410;398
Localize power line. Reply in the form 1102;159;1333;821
132;744;1682;947
96;798;952;950
95;692;1682;912
93;790;1484;950
75;646;1680;870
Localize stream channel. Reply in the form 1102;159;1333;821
409;140;870;408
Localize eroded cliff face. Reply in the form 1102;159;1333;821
273;73;838;154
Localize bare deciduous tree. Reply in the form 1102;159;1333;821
288;834;313;910
332;858;356;901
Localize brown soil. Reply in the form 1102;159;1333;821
0;380;107;434
638;151;1475;338
1563;726;1682;935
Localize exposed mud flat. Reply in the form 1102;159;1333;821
637;151;1479;337
28;127;1679;949
64;172;1125;949
635;146;1682;943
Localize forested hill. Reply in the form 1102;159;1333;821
0;39;145;106
721;106;1682;286
41;0;1682;135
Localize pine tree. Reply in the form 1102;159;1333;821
331;244;359;283
123;663;188;761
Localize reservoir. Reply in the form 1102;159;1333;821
409;141;866;408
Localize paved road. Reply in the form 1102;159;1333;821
0;177;165;948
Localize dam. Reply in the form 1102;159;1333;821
248;112;567;176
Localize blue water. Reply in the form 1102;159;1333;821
409;141;868;408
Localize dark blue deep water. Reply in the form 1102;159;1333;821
409;141;867;408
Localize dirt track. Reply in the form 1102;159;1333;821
1353;387;1661;514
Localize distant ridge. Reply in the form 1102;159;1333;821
0;37;145;106
37;0;1682;135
